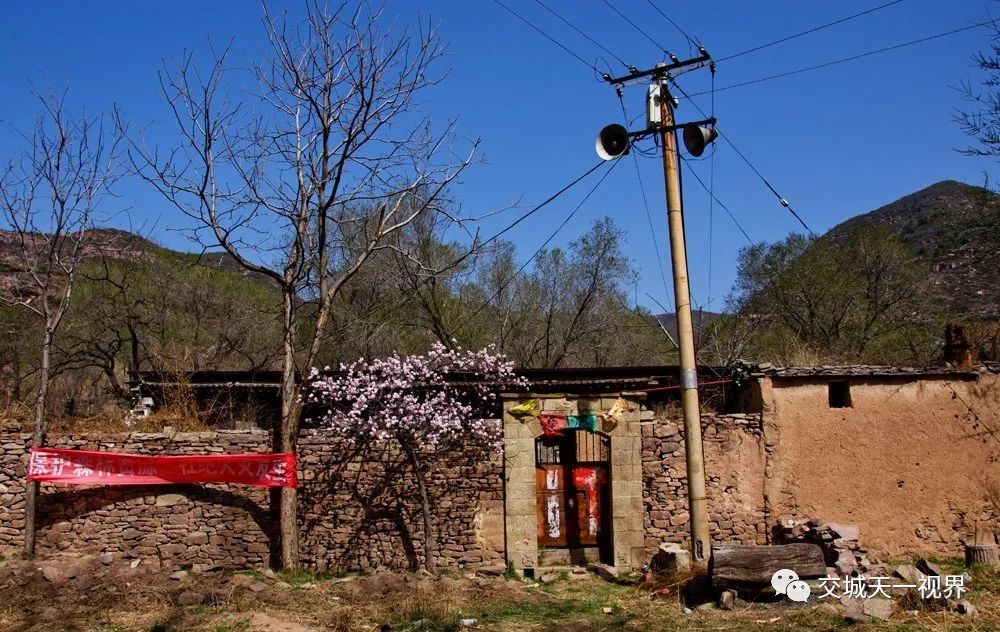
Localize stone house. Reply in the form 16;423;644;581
1;363;997;573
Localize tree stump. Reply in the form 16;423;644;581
965;544;1000;568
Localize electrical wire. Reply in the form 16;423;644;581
642;0;700;51
715;0;906;63
617;92;673;311
483;161;606;247
670;80;817;236
490;0;601;74
695;18;999;96
456;159;623;330
599;0;669;54
531;0;631;71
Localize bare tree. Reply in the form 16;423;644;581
125;2;477;567
0;90;123;556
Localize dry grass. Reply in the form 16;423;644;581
2;558;999;632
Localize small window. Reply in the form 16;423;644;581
828;380;852;408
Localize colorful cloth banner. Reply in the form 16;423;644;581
509;399;539;418
538;412;567;436
566;413;598;432
27;448;297;488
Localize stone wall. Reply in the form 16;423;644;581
642;412;768;557
0;428;504;573
0;431;274;570
298;428;505;572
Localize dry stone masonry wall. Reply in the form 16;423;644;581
642;412;768;557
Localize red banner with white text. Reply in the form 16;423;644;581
27;448;297;488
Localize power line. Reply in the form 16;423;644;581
484;161;606;246
599;0;669;54
671;80;817;236
490;0;601;74
618;93;673;311
680;155;758;253
696;18;999;95
457;160;622;330
531;0;631;71
715;0;906;63
642;0;699;51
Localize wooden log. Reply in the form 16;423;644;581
711;544;827;591
965;544;1000;568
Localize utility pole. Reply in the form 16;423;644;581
595;53;716;564
658;81;711;565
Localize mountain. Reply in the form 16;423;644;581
0;228;274;293
825;180;1000;320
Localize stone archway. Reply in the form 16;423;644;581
502;394;644;573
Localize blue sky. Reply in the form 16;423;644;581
1;1;997;313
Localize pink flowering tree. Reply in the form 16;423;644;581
304;342;526;571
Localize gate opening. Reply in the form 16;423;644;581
534;430;612;566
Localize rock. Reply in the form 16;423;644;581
169;570;188;581
537;570;562;583
248;581;269;593
588;564;619;582
916;559;942;577
649;542;691;575
129;558;141;569
816;602;838;616
825;523;860;542
718;589;737;610
155;493;185;507
649;587;672;600
962;572;973;585
834;551;857;576
476;564;506;577
263;568;276;579
99;552;114;566
862;598;894;621
893;564;923;585
459;619;477;627
955;599;977;616
177;591;201;606
39;564;68;584
602;607;614;614
842;596;869;623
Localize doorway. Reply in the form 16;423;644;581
534;430;611;565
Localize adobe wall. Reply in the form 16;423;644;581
641;411;768;557
761;374;1000;558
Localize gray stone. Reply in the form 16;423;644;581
834;550;858;576
825;523;860;542
588;564;619;582
718;589;737;610
249;581;269;593
916;558;942;577
862;597;894;621
99;552;114;565
169;570;188;580
893;564;923;585
155;493;186;507
649;542;691;575
842;596;869;623
176;591;201;606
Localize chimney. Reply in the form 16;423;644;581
943;322;975;369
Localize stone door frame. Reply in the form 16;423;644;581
502;393;645;573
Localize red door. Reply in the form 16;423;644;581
535;431;609;549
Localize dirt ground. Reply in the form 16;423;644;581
1;555;998;631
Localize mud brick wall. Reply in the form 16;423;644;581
642;412;768;556
0;431;274;569
297;428;505;572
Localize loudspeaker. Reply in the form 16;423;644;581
683;125;718;157
596;124;629;160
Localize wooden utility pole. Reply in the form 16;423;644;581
658;83;712;565
598;52;716;564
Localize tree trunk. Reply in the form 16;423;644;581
711;544;826;591
404;442;435;572
276;291;300;569
23;327;52;558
